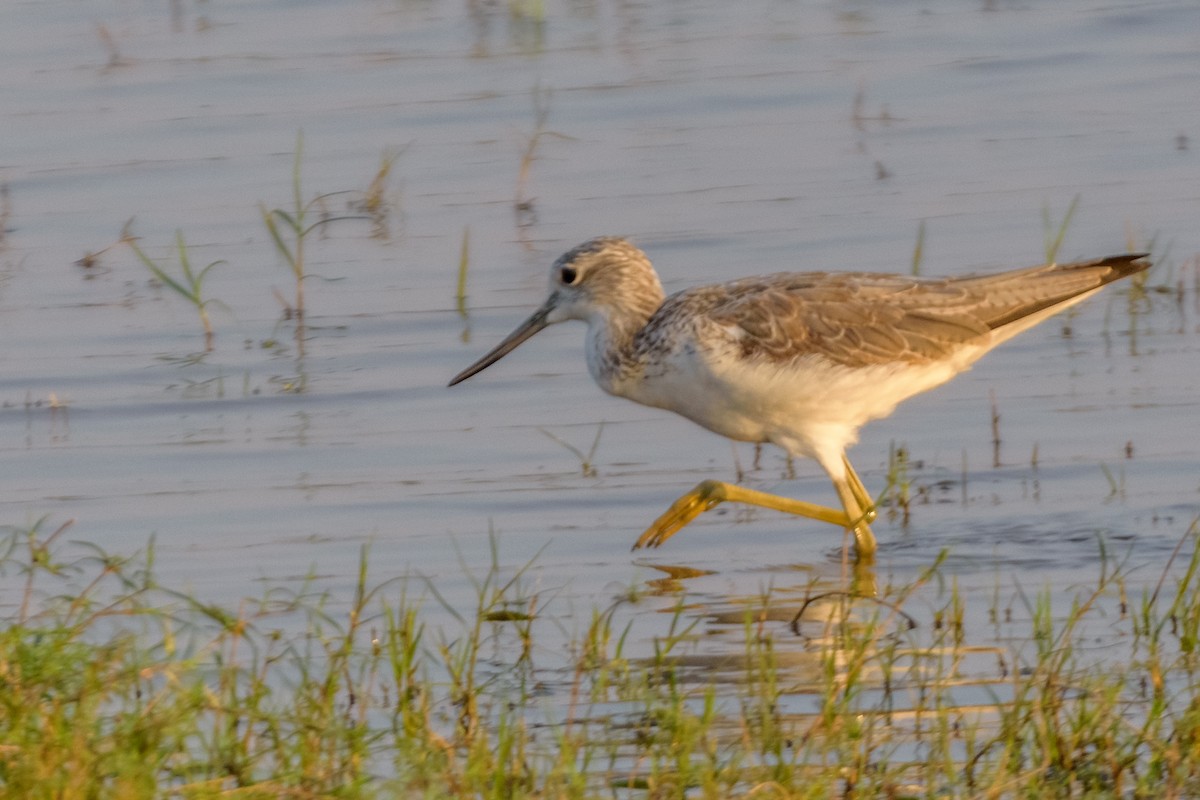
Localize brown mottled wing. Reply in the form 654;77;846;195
704;273;985;366
701;254;1148;368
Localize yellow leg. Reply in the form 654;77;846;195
836;455;878;560
842;455;877;525
831;477;877;562
633;458;879;563
634;480;850;549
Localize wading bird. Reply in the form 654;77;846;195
449;237;1149;562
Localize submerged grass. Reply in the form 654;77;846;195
4;517;1200;798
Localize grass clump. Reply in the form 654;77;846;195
5;517;1200;798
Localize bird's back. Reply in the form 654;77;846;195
612;253;1149;452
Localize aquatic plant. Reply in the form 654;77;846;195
881;441;913;525
350;144;406;239
0;183;10;249
456;226;470;320
122;223;225;352
538;422;605;477
910;218;926;276
1042;193;1080;263
260;131;363;352
4;514;1200;798
514;84;572;229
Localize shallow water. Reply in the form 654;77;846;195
2;0;1199;684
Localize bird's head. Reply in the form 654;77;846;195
448;236;663;386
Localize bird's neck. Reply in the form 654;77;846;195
584;294;662;396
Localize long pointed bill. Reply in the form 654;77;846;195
447;302;553;386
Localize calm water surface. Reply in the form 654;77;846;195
2;1;1199;669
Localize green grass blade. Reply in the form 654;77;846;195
292;129;305;217
456;226;470;318
261;203;295;265
1043;193;1080;263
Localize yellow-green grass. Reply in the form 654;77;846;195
3;517;1200;798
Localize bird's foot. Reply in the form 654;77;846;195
633;480;726;550
849;520;877;563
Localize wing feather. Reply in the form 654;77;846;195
666;254;1149;368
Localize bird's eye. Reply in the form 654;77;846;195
560;266;578;285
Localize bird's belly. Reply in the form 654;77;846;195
630;373;774;442
613;350;971;451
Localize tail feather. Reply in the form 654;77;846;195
980;253;1150;332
